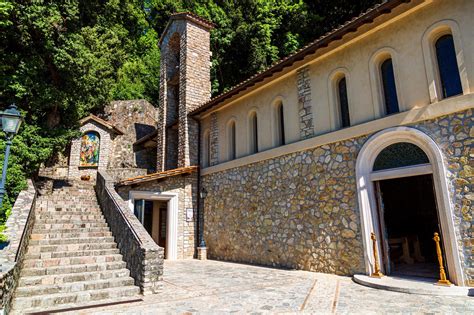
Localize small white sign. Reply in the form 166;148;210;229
186;208;194;222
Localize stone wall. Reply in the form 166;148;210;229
96;171;164;294
38;151;69;179
202;109;473;284
0;180;36;314
106;168;148;183
117;173;199;259
104;100;157;171
417;109;473;286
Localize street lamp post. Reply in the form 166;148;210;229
0;104;23;209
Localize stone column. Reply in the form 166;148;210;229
297;66;314;140
209;113;219;166
156;57;167;172
177;21;212;168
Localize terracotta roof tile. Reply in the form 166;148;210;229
117;166;198;186
79;114;125;135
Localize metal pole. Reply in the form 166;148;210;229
199;195;206;248
0;137;12;209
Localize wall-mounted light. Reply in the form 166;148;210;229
200;187;208;199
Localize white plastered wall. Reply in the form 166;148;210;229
199;0;473;167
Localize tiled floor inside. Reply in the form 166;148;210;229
73;259;473;314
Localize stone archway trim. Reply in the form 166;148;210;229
355;126;464;285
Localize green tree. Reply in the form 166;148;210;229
0;0;380;228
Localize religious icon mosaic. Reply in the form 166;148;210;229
80;131;100;166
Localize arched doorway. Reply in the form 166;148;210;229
356;127;464;285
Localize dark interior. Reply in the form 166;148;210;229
143;200;154;235
377;174;441;279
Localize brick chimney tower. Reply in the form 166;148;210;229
156;13;214;171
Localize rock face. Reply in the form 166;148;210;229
202;109;473;284
104;100;157;172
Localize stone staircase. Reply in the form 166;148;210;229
10;181;140;314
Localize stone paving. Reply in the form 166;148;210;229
74;260;473;314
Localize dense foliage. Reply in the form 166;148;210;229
0;0;379;226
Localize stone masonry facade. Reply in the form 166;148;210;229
117;173;199;259
113;14;213;261
67;100;158;182
156;16;212;172
210;112;219;166
68;121;114;180
202;109;473;285
297;66;314;140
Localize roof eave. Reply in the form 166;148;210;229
79;115;125;135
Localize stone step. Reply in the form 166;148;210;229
32;226;110;235
30;231;112;240
23;254;124;268
11;181;141;315
11;294;141;315
38;198;98;202
19;268;131;287
27;242;117;253
36;207;102;214
37;195;96;198
37;200;99;205
29;236;115;246
21;261;127;276
41;197;97;201
36;213;105;220
15;277;135;297
51;190;96;194
37;209;103;215
35;218;107;225
25;248;120;260
36;204;101;210
12;286;140;311
44;197;97;200
34;222;109;230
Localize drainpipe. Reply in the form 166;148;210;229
196;119;207;257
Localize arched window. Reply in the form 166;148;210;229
227;121;236;160
249;112;258;154
337;77;350;128
380;58;399;115
435;34;463;99
373;142;430;171
203;129;211;167
275;102;285;146
80;131;100;167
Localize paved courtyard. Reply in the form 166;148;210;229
76;260;473;314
